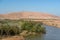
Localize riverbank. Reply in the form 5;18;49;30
0;20;46;40
42;20;60;28
1;36;24;40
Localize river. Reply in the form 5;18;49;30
25;26;60;40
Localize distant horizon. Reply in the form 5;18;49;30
0;0;60;16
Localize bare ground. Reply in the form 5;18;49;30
1;36;24;40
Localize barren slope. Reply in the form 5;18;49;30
0;12;60;20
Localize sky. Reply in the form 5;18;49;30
0;0;60;16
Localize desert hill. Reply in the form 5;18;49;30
0;12;60;28
0;12;60;20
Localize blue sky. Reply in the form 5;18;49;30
0;0;60;16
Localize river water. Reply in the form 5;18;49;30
25;26;60;40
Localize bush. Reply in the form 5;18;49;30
21;21;46;33
0;21;21;36
0;20;46;36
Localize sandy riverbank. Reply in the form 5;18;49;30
1;36;24;40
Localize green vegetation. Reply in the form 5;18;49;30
0;19;46;37
21;21;46;33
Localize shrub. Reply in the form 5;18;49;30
20;21;46;33
0;21;21;36
0;20;46;36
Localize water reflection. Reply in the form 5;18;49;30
25;26;60;40
25;34;45;40
44;26;60;40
